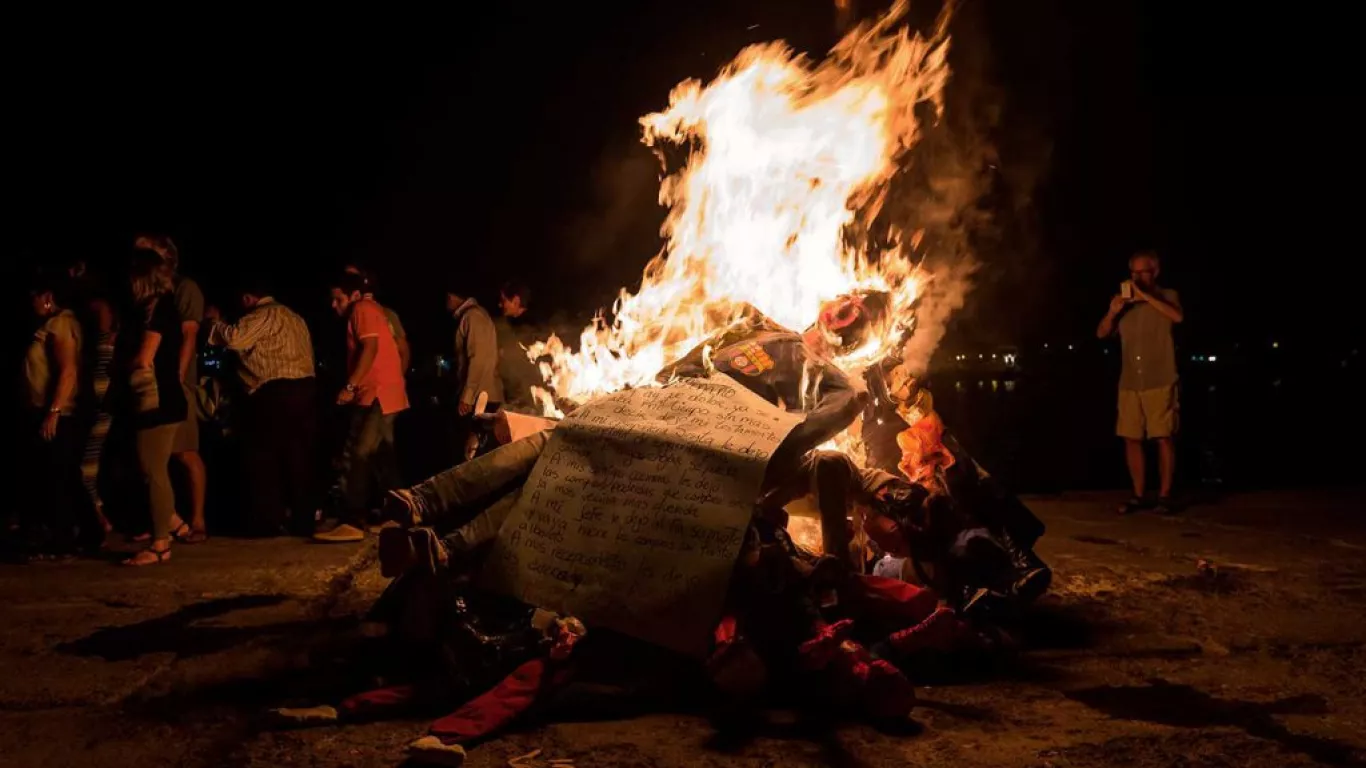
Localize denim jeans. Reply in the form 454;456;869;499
405;429;550;553
338;402;400;526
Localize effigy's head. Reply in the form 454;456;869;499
811;290;892;356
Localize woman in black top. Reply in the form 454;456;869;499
122;251;190;566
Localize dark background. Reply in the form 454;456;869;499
8;1;1358;492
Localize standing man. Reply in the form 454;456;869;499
318;272;408;542
1096;250;1184;514
446;283;502;461
134;233;209;541
204;276;317;536
343;264;410;373
493;280;545;414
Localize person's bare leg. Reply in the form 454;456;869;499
1124;439;1146;498
1125;437;1147;497
175;450;208;533
1156;437;1175;499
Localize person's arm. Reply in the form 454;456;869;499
40;327;79;440
339;305;381;404
178;320;199;381
136;330;163;371
396;335;411;373
461;311;499;413
1132;285;1184;323
785;360;865;454
207;308;269;351
1096;295;1129;338
174;281;204;382
342;337;379;399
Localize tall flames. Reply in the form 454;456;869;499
529;1;954;417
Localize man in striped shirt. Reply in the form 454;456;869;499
205;276;318;536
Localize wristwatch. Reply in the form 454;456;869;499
48;407;61;414
344;383;357;393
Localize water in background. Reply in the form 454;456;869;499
929;342;1364;495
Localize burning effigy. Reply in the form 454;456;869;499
272;3;1050;763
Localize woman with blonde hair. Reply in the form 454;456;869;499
120;251;190;566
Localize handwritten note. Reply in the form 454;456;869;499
479;374;801;657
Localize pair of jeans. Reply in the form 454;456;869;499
242;378;316;534
338;401;401;527
404;430;549;553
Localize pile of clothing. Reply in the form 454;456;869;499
272;300;1052;766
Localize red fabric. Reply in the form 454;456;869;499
339;684;418;718
712;615;739;650
429;658;565;744
346;298;408;414
843;574;940;625
886;605;965;654
707;615;767;697
798;619;854;670
822;638;915;718
862;658;918;719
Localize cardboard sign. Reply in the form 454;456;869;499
480;374;801;656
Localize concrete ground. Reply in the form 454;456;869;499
2;490;1364;768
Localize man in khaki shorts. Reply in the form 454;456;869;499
1096;250;1184;514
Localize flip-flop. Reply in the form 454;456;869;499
123;546;171;566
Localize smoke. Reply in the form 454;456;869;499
902;257;974;374
871;0;1047;374
562;143;661;288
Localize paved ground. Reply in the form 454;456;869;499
2;490;1364;767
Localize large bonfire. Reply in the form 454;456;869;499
529;1;954;420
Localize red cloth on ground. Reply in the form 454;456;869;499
886;605;965;654
339;684;418;718
429;658;567;744
798;619;854;670
863;658;918;719
824;639;917;718
843;574;940;625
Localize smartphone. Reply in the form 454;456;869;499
1120;280;1133;300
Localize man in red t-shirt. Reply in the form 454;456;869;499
316;272;410;542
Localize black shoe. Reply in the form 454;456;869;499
1153;496;1178;515
1012;566;1052;603
998;529;1053;603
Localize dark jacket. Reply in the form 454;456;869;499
657;310;865;463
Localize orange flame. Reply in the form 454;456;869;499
529;1;952;417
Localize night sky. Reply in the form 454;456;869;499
8;1;1347;362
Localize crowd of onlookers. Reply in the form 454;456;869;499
12;234;541;565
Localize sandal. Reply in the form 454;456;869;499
123;545;171;566
170;522;209;544
179;527;209;544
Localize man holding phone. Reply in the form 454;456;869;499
1096;250;1184;514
